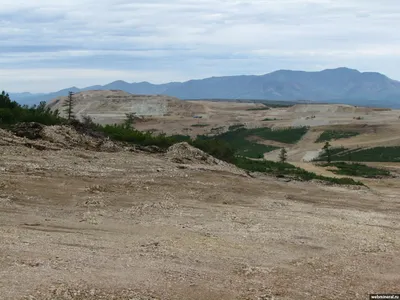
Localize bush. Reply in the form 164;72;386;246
96;124;235;162
315;146;400;162
246;107;270;111
198;130;278;159
218;126;308;145
235;157;364;186
97;124;178;149
320;162;391;178
191;124;209;127
0;91;63;127
316;130;360;143
191;138;236;163
228;124;245;131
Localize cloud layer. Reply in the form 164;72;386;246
1;0;400;92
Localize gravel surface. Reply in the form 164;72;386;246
1;129;400;300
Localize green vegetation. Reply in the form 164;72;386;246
322;141;332;163
320;162;391;178
262;118;278;121
124;112;140;129
316;130;360;143
240;126;308;144
191;138;235;163
199;126;308;159
96;124;180;149
1;91;367;187
63;91;75;121
0;91;62;127
228;124;245;131
169;134;191;143
316;146;400;162
246;106;270;111
257;101;295;108
235;157;364;186
191;123;210;127
197;133;277;159
279;148;288;163
95;124;236;162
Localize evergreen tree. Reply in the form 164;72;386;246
279;148;288;163
323;141;332;163
63;91;75;121
124;112;137;129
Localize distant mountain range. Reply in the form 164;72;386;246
9;67;400;108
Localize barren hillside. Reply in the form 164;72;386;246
1;125;400;300
47;90;205;124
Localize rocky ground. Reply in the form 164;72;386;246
1;125;400;300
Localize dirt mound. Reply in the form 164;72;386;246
0;126;60;150
0;128;18;142
166;142;225;165
7;122;120;152
287;104;373;114
166;142;247;176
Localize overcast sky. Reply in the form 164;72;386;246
1;0;400;92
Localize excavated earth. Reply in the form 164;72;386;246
1;125;400;300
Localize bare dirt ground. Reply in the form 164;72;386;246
48;91;400;143
1;128;400;300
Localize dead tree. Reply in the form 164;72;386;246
63;91;75;121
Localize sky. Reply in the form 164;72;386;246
1;0;400;93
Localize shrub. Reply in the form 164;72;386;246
198;130;279;159
0;91;63;127
228;124;245;131
320;162;391;178
316;130;360;143
191;124;210;127
191;138;236;163
315;146;400;162
235;157;363;186
228;126;308;144
246;107;270;111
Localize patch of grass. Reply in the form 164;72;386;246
320;162;391;178
316;146;400;162
247;107;270;111
316;130;360;143
243;126;308;144
257;101;295;108
235;142;278;159
235;157;364;186
228;124;245;131
197;134;278;159
200;126;307;159
191;123;210;127
262;118;278;121
169;135;191;143
349;147;400;162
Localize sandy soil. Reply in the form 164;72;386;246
46;91;400;144
1;138;400;300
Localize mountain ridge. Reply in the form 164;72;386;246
8;67;400;108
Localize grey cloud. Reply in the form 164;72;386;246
0;0;399;91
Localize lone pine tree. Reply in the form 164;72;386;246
63;91;75;121
279;148;288;163
323;141;332;163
